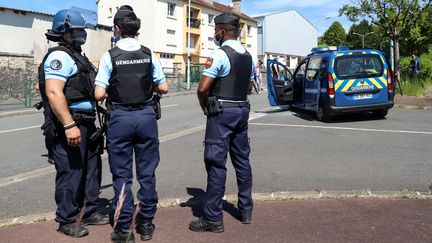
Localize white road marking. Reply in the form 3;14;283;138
0;112;269;187
249;122;432;136
0;104;178;134
162;104;178;108
0;125;41;134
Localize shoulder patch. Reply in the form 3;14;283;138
50;59;62;70
205;57;213;69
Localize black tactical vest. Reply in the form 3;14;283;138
38;45;96;103
209;45;253;101
107;46;154;104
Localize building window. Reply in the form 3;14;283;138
208;37;214;49
247;44;252;48
167;30;176;46
161;53;174;59
247;25;252;36
108;7;113;18
167;3;176;16
208;14;214;25
257;26;262;34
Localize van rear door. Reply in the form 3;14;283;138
266;59;293;106
331;52;389;107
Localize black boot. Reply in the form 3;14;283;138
189;217;224;233
57;223;89;238
111;230;135;243
136;220;155;241
81;211;110;226
240;212;252;224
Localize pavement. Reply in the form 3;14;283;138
0;199;431;242
1;90;431;242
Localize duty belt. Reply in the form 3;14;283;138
219;100;249;108
72;111;96;123
112;101;152;110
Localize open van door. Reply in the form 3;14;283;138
266;59;294;106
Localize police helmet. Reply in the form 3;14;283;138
52;9;89;34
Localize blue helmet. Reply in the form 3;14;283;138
51;9;89;34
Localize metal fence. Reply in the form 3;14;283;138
0;64;205;111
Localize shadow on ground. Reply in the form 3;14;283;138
179;187;242;222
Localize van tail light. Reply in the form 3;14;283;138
327;72;335;95
387;70;392;91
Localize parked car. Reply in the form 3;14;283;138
266;46;395;121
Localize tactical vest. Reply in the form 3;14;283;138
107;46;154;104
209;45;253;101
38;45;96;104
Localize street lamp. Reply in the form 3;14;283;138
353;32;375;48
187;0;191;90
312;16;331;25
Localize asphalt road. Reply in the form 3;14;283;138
0;93;431;221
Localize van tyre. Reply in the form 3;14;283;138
372;109;388;119
316;106;330;122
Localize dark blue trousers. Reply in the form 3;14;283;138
203;107;253;222
53;120;101;225
108;105;159;231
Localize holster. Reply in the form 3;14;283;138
40;116;57;138
152;92;162;120
89;127;105;155
206;96;221;115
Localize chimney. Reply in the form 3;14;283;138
203;0;213;4
232;0;241;14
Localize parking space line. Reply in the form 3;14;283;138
249;122;432;136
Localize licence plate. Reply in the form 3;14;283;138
354;93;372;100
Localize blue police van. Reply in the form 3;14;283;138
266;46;395;121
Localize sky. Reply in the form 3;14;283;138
0;0;353;35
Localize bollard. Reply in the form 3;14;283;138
177;74;181;92
24;79;32;108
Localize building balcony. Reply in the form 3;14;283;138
187;18;201;29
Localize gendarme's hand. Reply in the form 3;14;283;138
65;126;81;147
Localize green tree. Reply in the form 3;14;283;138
399;5;432;55
319;21;347;46
339;0;432;81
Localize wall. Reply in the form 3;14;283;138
260;10;317;57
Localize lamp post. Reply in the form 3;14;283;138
312;16;331;25
353;32;375;48
187;0;191;90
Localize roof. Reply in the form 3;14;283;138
191;0;257;23
252;9;295;18
0;5;53;17
252;9;317;31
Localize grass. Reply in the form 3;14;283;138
398;77;431;97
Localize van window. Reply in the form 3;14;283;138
334;54;384;79
306;57;321;80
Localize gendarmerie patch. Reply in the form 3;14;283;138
50;59;62;70
205;57;213;69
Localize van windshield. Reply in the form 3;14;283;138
334;54;384;79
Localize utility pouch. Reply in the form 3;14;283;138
246;99;251;110
41;117;57;138
206;96;221;115
152;92;162;120
89;128;105;155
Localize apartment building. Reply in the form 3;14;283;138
254;10;318;70
97;0;257;73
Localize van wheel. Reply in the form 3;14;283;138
316;106;330;122
372;109;388;119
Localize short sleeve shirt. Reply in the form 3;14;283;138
44;50;94;111
202;39;255;81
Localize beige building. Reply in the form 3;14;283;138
96;0;258;73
